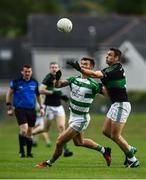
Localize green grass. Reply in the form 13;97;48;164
0;114;146;179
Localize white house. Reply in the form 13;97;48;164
98;41;146;91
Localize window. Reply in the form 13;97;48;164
0;49;12;61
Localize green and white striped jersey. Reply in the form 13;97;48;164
67;76;102;115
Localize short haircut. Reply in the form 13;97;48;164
50;62;58;66
81;57;95;67
23;64;32;69
110;47;122;60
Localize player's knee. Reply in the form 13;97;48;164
74;142;82;146
39;126;44;131
43;126;48;132
73;140;83;146
74;141;79;146
20;130;27;136
102;129;110;138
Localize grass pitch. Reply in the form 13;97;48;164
0;113;146;179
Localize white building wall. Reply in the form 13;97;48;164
31;48;88;94
120;41;146;91
32;42;146;91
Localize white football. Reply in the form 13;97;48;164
57;18;73;33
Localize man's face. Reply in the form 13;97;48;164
21;67;32;80
80;60;93;70
105;50;119;66
50;64;59;75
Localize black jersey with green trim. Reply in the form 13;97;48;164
42;73;62;106
101;63;128;103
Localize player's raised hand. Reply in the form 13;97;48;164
56;70;62;80
67;60;81;72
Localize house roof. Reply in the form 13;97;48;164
28;15;146;58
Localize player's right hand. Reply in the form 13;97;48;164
67;60;81;71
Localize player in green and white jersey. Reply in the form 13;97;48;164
36;57;111;168
67;48;140;168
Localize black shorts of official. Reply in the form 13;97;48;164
14;108;36;127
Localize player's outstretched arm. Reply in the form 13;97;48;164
54;79;69;88
39;84;54;95
67;60;103;78
55;70;70;88
81;68;104;78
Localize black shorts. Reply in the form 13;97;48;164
15;108;36;127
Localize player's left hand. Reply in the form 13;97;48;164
67;60;81;72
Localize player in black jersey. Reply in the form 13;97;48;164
32;62;73;157
67;49;140;168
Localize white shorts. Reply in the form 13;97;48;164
44;105;65;121
35;116;45;129
107;102;131;123
69;112;90;133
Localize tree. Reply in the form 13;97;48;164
104;0;146;15
0;0;62;37
0;0;146;37
65;0;107;15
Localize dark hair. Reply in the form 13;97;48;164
81;57;95;67
109;48;122;60
23;64;32;69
